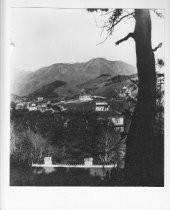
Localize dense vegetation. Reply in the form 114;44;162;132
10;109;125;167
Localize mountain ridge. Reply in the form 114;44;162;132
27;73;138;100
11;58;137;97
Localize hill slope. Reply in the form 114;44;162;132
12;58;137;96
28;73;137;100
78;74;138;98
27;80;66;99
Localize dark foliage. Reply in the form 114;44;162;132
10;166;127;186
28;80;66;99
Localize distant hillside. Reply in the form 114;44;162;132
11;58;137;96
94;79;133;98
52;84;80;99
11;93;21;102
27;73;137;100
77;74;112;91
28;80;66;99
78;74;138;98
28;80;81;100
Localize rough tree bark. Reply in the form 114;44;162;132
124;9;158;186
88;8;163;185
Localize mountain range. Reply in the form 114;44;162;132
12;58;136;96
11;58;137;98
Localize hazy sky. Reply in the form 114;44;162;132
10;6;164;72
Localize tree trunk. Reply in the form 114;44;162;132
125;9;158;186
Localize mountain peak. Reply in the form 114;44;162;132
88;57;108;63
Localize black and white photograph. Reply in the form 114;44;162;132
9;4;165;187
1;0;170;209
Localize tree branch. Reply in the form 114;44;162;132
108;12;135;33
152;42;162;52
151;9;164;18
95;10;135;46
115;32;135;45
96;32;111;46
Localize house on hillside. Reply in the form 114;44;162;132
79;94;93;102
119;86;128;97
28;103;37;111
84;157;93;166
40;103;48;112
25;102;31;108
64;119;71;128
97;111;125;132
108;115;124;132
119;85;135;98
15;102;25;110
37;97;43;102
95;101;110;112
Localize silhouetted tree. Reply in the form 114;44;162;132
88;9;164;185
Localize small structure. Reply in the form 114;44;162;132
44;157;52;166
63;119;70;128
41;103;47;110
64;122;68;128
36;103;48;112
26;102;31;108
119;86;132;98
60;98;65;102
59;105;67;112
95;101;110;112
109;116;124;132
79;94;93;102
37;97;43;102
28;103;37;111
110;116;124;126
28;107;37;111
84;157;93;166
119;86;127;97
15;102;25;110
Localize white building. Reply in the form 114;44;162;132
28;103;37;111
41;103;47;108
84;157;93;166
44;157;52;166
79;94;93;102
28;107;37;111
37;97;43;102
95;101;110;112
15;102;25;110
109;116;124;132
